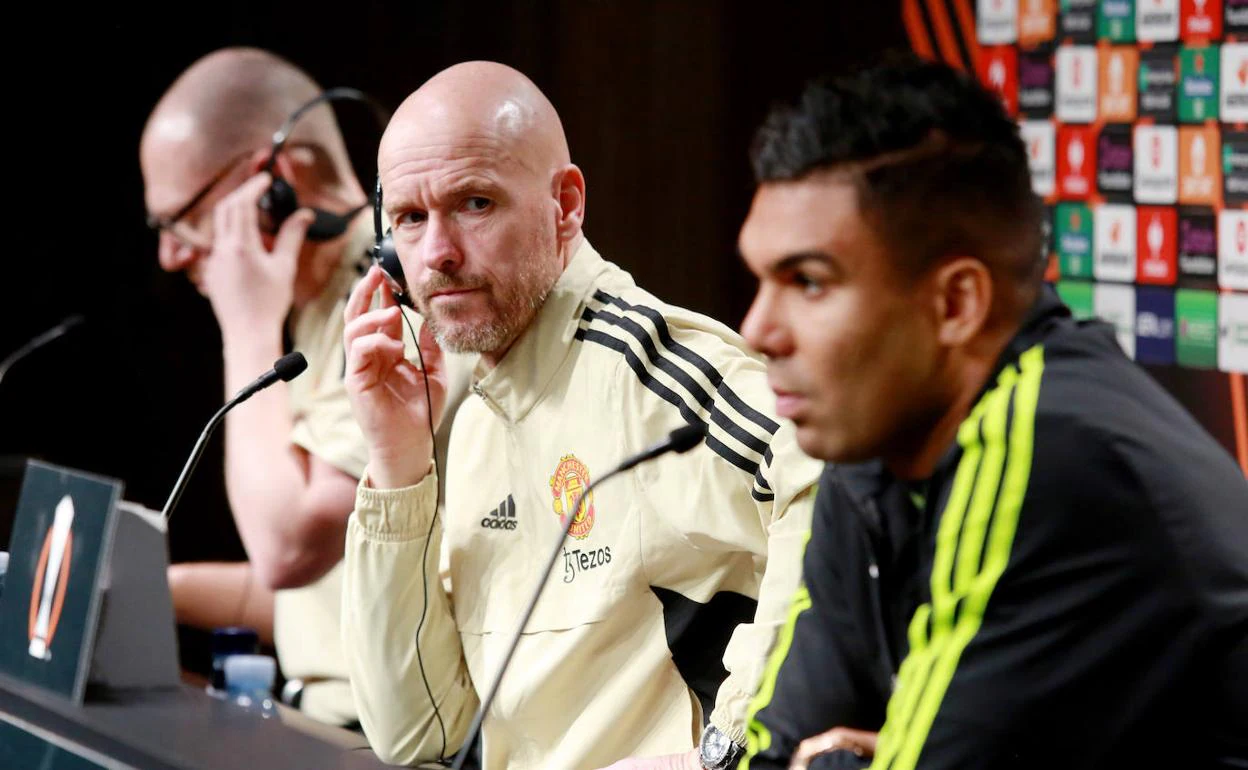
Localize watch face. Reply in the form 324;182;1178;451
700;728;732;768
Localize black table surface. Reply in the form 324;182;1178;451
0;671;395;769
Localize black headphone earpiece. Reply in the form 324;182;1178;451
258;175;299;230
371;174;414;309
257;87;386;242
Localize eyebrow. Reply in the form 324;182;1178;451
384;176;503;216
443;173;504;196
771;251;844;277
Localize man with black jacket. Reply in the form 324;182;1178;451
733;55;1248;770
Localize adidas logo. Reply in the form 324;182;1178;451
480;495;517;531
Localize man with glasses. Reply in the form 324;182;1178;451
140;46;469;729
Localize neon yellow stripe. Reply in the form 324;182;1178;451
741;527;814;769
872;396;990;770
954;365;1016;594
870;608;940;766
740;585;811;766
891;346;1044;770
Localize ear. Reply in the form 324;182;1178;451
553;164;586;242
932;257;993;347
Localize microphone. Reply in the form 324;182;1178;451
0;315;84;387
450;422;707;770
160;352;308;522
616;422;707;472
232;350;309;404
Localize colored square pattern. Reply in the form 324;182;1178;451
1022;0;1059;46
980;0;1248;371
1138;206;1179;283
1136;285;1178;363
1099;124;1136;198
1178;45;1219;121
1220;291;1248;371
1182;0;1223;40
1057;202;1096;276
1179;207;1219;283
1101;0;1137;41
1060;124;1099;196
1102;47;1141;120
1177;288;1220;366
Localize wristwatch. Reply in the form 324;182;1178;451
699;725;744;770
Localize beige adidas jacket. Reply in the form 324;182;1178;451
343;241;821;769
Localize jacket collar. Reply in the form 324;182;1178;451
471;239;612;422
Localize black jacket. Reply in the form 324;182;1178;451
741;287;1248;770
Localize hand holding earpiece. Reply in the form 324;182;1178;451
202;172;314;342
343;265;447;489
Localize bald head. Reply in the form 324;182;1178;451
381;61;569;177
375;61;585;364
141;47;351;190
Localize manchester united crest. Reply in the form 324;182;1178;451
550;454;595;539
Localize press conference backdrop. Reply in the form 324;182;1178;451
906;0;1248;473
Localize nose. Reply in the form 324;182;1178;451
157;232;202;273
417;213;465;275
740;285;793;359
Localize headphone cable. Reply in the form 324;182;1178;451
399;308;451;764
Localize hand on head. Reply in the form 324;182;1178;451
200;172;314;337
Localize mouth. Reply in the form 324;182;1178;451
426;288;484;308
429;288;480;299
770;387;806;420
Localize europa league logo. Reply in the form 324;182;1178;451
1109;54;1124;96
1068;136;1085;172
28;495;75;661
1148;216;1164;258
990;60;1005;88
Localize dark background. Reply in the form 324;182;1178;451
0;1;908;671
0;2;1240;673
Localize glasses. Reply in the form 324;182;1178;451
145;151;252;250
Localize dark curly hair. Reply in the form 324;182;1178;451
750;53;1045;319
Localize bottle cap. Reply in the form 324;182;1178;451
224;654;276;692
211;626;259;656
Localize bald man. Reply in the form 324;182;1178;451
340;62;822;770
140;47;469;728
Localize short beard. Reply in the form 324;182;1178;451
416;248;562;356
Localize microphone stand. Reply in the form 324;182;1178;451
160;399;234;522
0;315;84;387
160;353;307;523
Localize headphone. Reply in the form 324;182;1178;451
257;86;389;243
370;175;414;308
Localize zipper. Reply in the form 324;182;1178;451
471;381;506;417
859;496;901;687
